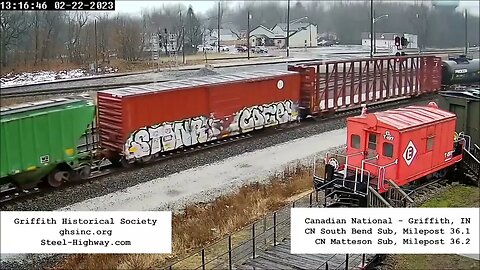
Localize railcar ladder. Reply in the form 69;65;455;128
385;179;414;207
367;186;393;208
462;144;480;183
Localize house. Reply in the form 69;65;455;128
271;22;318;48
249;22;318;48
361;32;418;50
249;25;286;48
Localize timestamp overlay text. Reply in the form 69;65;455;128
1;211;171;254
291;208;479;254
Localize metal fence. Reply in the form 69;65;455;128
163;190;372;270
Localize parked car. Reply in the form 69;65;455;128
219;45;230;52
255;46;268;53
236;46;248;52
318;40;334;47
198;45;214;52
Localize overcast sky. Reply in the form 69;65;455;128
113;1;480;16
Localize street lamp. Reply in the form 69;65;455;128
217;1;221;53
373;14;388;54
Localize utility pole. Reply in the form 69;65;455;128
373;10;376;54
247;10;251;60
370;0;373;58
180;10;185;64
217;1;221;53
182;26;185;64
464;9;468;55
286;0;290;57
94;19;98;73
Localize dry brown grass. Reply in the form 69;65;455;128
54;161;324;270
1;60;84;76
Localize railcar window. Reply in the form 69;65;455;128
427;137;435;151
383;142;394;158
368;133;377;150
351;134;360;149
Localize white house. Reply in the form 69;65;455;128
272;22;318;48
249;22;318;48
361;32;418;50
249;25;285;48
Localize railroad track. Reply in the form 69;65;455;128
0;93;440;206
407;178;452;207
1;49;473;99
0;80;172;98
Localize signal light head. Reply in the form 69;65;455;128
395;36;401;46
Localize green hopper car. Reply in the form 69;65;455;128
438;88;480;147
0;98;95;188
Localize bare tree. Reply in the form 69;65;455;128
0;11;30;67
65;11;89;64
185;6;202;53
40;11;63;62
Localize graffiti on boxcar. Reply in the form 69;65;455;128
125;116;223;159
124;100;298;160
229;100;298;133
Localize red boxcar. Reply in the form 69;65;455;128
344;102;463;193
97;70;301;162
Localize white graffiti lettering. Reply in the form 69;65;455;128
124;100;298;160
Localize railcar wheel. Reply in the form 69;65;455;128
78;165;91;180
47;169;70;188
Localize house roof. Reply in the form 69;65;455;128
274;22;312;32
350;104;456;131
250;25;285;39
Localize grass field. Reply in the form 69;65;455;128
392;185;480;270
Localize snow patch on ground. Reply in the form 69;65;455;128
60;128;347;212
0;67;118;88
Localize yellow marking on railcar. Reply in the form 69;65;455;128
65;148;74;156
